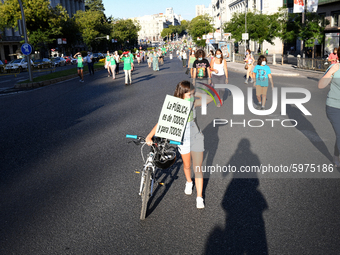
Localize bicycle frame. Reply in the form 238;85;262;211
139;151;156;196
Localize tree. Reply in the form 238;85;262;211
85;0;105;12
161;27;172;39
112;19;141;47
0;0;68;50
74;9;111;50
188;14;214;47
224;11;278;48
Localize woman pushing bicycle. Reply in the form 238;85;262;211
146;80;213;209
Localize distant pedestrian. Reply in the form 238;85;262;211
266;49;269;56
74;52;84;82
114;51;120;75
318;48;340;167
151;51;159;71
328;48;338;65
136;51;141;65
4;59;7;64
187;50;196;78
85;51;94;75
120;51;132;85
109;53;116;80
182;50;187;68
147;51;152;68
244;49;255;84
105;51;111;77
252;55;274;110
208;50;215;63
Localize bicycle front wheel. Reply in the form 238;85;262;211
140;168;152;220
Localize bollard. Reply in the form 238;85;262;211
232;52;235;63
297;55;301;68
273;54;276;65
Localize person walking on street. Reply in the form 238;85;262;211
136;51;141;65
74;52;84;82
151;50;159;71
128;51;134;71
147;51;152;68
328;48;338;65
318;47;340;167
252;55;274;110
120;51;132;85
109;53;116;80
182;50;187;68
244;49;255;84
210;49;229;107
266;49;269;56
85;51;94;75
114;51;120;75
105;51;111;77
145;80;214;209
188;50;196;78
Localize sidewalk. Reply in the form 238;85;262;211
227;62;324;78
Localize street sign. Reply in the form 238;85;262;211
242;33;249;40
21;43;32;55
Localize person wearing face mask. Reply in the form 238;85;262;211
193;49;211;86
210;49;229;107
187;50;196;78
328;48;338;65
182;50;187;68
244;49;255;84
252;55;274;110
85;52;94;75
145;80;214;209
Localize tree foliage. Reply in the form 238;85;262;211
112;19;141;46
0;0;68;49
188;14;214;47
85;0;105;12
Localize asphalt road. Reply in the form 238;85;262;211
1;56;340;254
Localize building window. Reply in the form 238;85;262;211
332;11;340;27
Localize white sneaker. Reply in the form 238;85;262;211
184;181;193;195
196;197;205;209
244;79;248;84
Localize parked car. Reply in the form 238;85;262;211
92;53;104;62
5;58;33;72
64;56;71;64
33;58;52;68
51;57;66;67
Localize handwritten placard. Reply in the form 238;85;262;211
155;95;191;142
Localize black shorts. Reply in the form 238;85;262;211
78;67;83;70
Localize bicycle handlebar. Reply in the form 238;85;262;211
126;134;181;145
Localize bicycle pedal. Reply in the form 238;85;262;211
135;171;140;174
158;182;164;186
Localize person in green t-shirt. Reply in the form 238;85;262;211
120;52;132;85
73;52;84;82
105;51;112;77
109;53;116;80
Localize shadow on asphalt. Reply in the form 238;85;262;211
286;105;333;162
146;150;182;218
205;139;269;255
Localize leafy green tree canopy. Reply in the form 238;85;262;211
112;19;141;45
188;14;214;47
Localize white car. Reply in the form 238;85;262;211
5;58;33;72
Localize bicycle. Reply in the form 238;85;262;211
126;135;180;220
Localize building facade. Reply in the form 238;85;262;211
0;0;85;62
135;8;182;43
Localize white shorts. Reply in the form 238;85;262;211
178;122;204;155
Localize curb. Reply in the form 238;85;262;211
13;67;105;89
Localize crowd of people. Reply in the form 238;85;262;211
74;45;339;210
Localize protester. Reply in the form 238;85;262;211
252;55;274;110
136;51;141;65
182;50;187;68
84;51;94;75
114;51;120;75
328;48;338;65
210;48;229;107
151;50;159;71
187;49;196;78
73;52;84;82
120;51;132;85
147;51;152;68
145;80;214;209
109;53;116;80
192;49;211;83
318;47;340;167
105;51;111;77
244;49;255;84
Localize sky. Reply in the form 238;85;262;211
102;0;211;20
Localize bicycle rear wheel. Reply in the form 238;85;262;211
140;168;152;220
